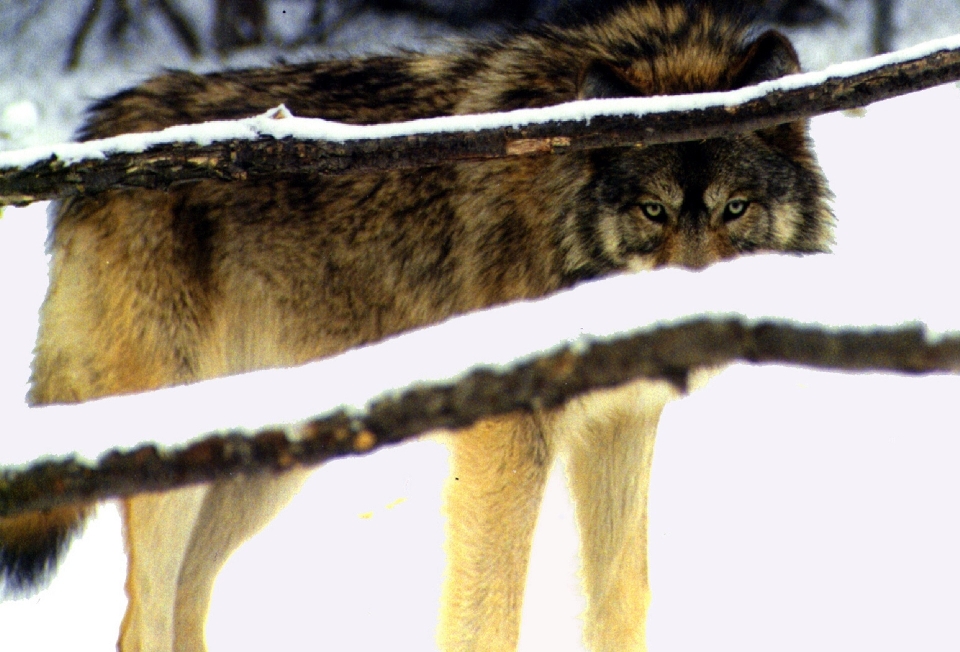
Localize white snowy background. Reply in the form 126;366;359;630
2;1;960;650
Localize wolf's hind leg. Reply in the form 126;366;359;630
119;486;209;652
172;468;312;652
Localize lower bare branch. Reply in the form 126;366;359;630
1;317;958;517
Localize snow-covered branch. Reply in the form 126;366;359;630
1;255;958;517
2;34;960;205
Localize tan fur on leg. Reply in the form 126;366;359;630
120;487;208;652
439;415;553;651
556;380;677;652
173;469;312;652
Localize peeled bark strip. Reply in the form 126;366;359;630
1;318;959;517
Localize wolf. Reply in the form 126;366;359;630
0;2;832;650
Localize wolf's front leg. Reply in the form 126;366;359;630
560;380;677;652
438;414;554;651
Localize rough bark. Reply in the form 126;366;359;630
4;38;960;205
2;318;958;517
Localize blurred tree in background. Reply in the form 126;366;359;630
4;0;891;71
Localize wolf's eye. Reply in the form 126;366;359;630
640;202;666;224
723;199;749;222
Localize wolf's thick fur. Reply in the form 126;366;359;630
1;3;832;651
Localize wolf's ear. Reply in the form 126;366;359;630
578;60;640;99
730;30;801;89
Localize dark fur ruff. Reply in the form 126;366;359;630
4;1;831;599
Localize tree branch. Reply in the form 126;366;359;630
2;34;960;205
2;315;958;517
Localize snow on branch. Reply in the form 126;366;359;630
2;34;960;205
1;255;959;517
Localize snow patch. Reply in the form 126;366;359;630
1;100;39;133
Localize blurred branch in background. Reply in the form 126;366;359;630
66;0;202;70
872;0;895;53
214;0;267;53
32;0;889;71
